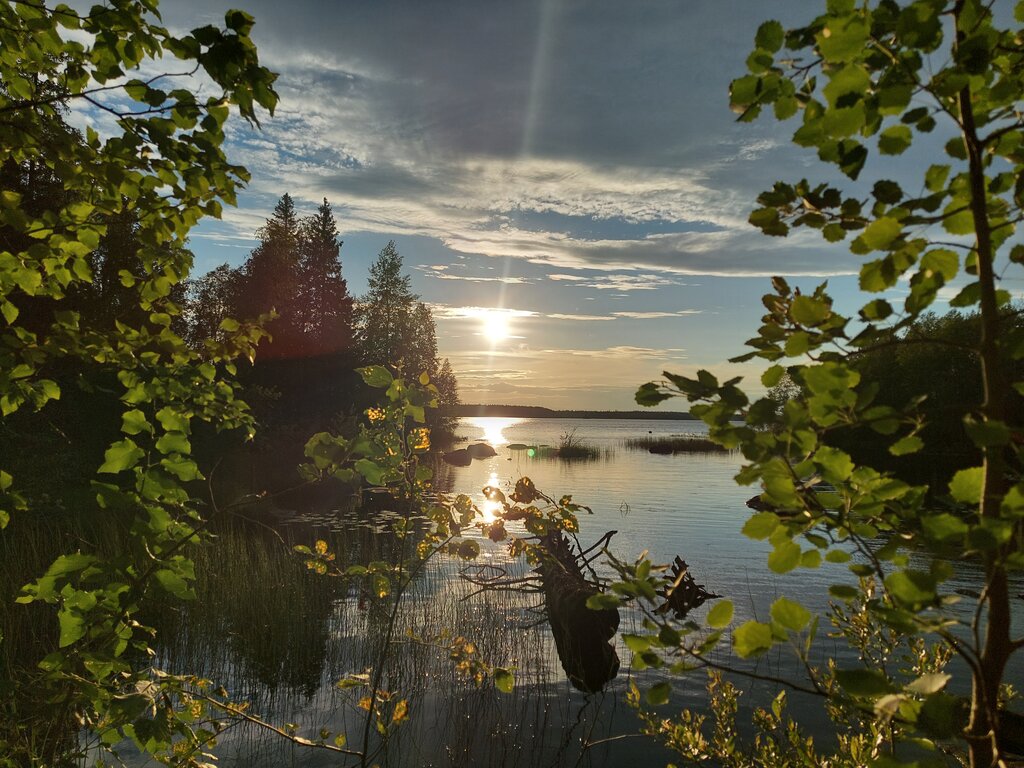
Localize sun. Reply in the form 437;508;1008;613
482;311;510;344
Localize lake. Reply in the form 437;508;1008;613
149;416;1022;767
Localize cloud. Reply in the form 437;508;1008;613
612;310;702;318
416;264;534;285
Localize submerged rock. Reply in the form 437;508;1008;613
466;442;497;459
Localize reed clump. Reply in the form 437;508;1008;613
624;434;727;455
554;429;600;460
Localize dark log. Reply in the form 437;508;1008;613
537;532;620;693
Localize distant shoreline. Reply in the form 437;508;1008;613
448;404;696;420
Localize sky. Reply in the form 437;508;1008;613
125;0;1020;410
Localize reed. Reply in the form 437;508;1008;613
554;429;601;460
623;434;728;454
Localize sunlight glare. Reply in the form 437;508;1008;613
482;311;510;344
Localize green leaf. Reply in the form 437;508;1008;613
58;609;87;647
949;467;983;504
155;406;190;434
829;584;859;600
742;512;779;539
358;366;393;388
942;201;975;235
790;295;830;325
816;445;854;483
155;431;191;455
755;20;785;52
647;682;671;706
706;600;734;628
493;667;515;694
98;439;145;474
770;596;811;631
817;15;868;63
154;568;193;599
835;668;894;698
964;418;1011;448
885;570;937;608
824;64;870;107
878;125;912;155
920;249;958;281
733;621;774;657
925;164;950;192
890;435;923;456
858;217;902;251
121;409;151;436
585;593;622;610
768;539;801;574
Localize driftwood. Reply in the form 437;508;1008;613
656;556;720;619
460;528;718;695
536;532;620;693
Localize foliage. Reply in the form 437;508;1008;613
631;2;1024;767
0;0;279;763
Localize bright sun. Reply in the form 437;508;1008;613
482;311;510;343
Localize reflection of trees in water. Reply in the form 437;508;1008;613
148;505;663;766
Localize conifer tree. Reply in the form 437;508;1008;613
235;194;303;358
355;240;418;367
298;198;353;355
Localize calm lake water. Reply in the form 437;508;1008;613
149;417;1022;767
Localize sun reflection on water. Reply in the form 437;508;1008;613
464;417;521;447
480;471;502;523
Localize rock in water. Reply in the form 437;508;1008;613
466;442;497;458
442;448;472;467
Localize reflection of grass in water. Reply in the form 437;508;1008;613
2;503;645;766
154;516;635;767
624;434;727;454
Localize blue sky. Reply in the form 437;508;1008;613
132;0;1021;409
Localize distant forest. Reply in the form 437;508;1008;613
453;404;696;420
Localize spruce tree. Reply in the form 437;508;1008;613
235;194;303;358
298;198;353;355
356;240;418;367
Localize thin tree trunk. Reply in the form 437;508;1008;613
955;6;1013;761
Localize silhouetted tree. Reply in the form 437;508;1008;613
234;194;303;358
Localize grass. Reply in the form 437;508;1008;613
623;434;728;455
553;429;601;460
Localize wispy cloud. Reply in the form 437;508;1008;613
612;310;701;318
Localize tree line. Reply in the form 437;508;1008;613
184;193;459;432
